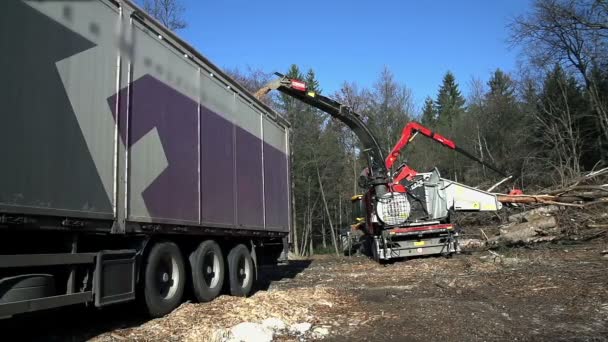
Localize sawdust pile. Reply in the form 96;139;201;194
91;287;362;342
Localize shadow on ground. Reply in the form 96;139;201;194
0;302;148;342
0;259;313;341
255;259;312;292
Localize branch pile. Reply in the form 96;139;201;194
495;167;608;208
461;167;608;248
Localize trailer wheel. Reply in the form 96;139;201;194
189;240;224;302
142;242;185;317
226;244;254;297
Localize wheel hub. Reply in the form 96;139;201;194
202;252;220;287
156;256;179;299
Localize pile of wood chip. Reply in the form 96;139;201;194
91;287;360;342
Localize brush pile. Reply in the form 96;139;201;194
495;167;608;208
461;167;608;248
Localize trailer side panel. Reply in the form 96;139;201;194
0;0;118;219
1;0;290;234
263;119;290;231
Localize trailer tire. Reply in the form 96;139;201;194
189;240;224;302
227;244;254;297
142;242;185;317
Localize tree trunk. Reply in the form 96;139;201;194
309;214;314;256
291;149;299;256
316;160;340;256
302;209;310;256
292;203;299;256
477;124;486;178
300;179;312;255
321;221;327;249
300;208;308;256
338;196;342;231
499;216;558;244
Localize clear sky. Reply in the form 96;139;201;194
179;0;533;109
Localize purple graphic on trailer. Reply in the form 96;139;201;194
108;74;198;222
107;74;289;229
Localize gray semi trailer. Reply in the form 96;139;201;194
0;0;291;318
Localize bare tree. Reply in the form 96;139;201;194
510;0;608;157
142;0;187;31
315;156;339;256
535;75;585;185
366;67;415;163
334;81;369;195
225;67;275;107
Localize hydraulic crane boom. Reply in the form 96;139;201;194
256;73;390;195
387;122;508;185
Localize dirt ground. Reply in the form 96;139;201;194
3;241;607;342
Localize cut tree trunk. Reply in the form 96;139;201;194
497;194;584;207
499;216;558;244
508;205;561;223
459;238;486;249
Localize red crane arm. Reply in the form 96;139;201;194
386;122;507;185
386;122;455;170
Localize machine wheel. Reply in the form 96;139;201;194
189;240;224;302
341;235;351;256
142;242;185;317
226;244;254;297
371;238;381;263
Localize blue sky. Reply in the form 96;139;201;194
179;0;533;110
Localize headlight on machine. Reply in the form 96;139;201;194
375;192;411;226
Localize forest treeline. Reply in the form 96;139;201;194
227;0;607;255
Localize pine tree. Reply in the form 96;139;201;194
483;69;518;161
540;65;586;118
280;65;304;114
420;96;436;126
277;65;331;255
586;66;608;166
488;69;515;100
305;69;321;94
435;71;465;128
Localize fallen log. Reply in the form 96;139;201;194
499;216;558;244
496;194;585;207
459;238;486;249
507;205;560;223
501;216;557;232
